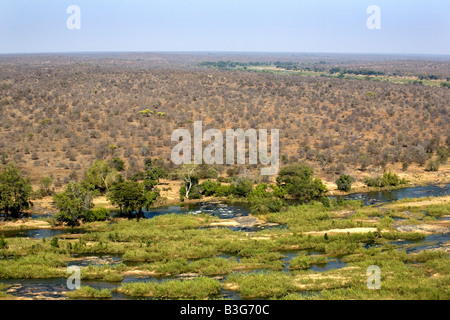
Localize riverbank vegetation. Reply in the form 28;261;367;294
0;195;448;300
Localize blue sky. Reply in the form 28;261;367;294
0;0;449;54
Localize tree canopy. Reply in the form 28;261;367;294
84;160;120;192
0;163;33;218
53;182;97;226
108;180;148;220
276;164;327;202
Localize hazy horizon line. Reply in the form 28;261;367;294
1;50;450;59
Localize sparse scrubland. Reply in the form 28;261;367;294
0;53;448;193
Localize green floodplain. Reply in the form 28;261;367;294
0;194;449;300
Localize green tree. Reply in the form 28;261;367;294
0;163;33;218
143;166;168;191
335;175;353;192
108;181;147;220
276;164;327;202
144;188;160;209
85;160;120;192
53;182;97;227
109;157;125;172
142;158;168;191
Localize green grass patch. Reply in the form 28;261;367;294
118;277;221;299
67;286;112;299
225;272;297;298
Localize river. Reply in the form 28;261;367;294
1;184;448;300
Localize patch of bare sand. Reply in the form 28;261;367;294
0;219;51;231
93;196;116;209
0;296;33;300
222;283;239;291
210;215;278;230
122;269;161;277
28;196;57;214
305;227;378;236
396;222;449;235
210;220;241;227
385;195;450;208
158;179;182;203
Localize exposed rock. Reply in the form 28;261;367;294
210;214;278;230
396;224;449;235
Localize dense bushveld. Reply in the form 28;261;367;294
0;53;448;188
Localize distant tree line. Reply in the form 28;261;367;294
329;67;385;76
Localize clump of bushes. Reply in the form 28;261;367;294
199;180;221;197
364;171;406;188
247;183;286;214
289;253;327;270
0;235;8;249
83;207;109;222
50;236;59;248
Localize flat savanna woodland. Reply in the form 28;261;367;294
0;53;449;301
0;53;449;189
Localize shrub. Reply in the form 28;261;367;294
437;148;448;164
200;180;221;197
215;184;231;197
425;159;440;172
198;166;219;179
249;197;286;214
50;236;59;248
364;171;406;187
84;207;109;222
188;184;203;199
179;185;186;201
230;178;253;198
335;174;353;192
0;235;8;249
364;176;382;187
402;162;409;171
